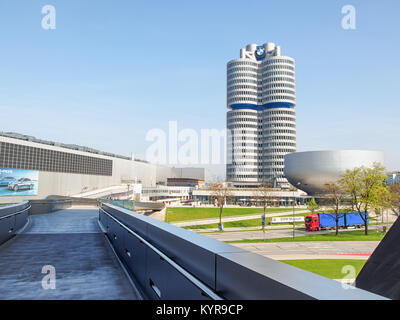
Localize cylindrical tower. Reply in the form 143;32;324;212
226;43;296;188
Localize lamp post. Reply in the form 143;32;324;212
293;182;301;239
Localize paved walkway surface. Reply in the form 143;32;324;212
230;241;379;260
147;207;166;221
172;210;309;227
0;207;139;300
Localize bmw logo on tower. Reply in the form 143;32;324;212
255;46;266;60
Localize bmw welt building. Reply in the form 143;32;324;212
0;132;210;203
226;42;296;188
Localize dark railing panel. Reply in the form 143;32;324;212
0;201;30;245
124;231;147;290
146;248;212;300
14;209;29;231
0;215;15;245
356;216;400;299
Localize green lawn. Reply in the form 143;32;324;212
165;207;306;223
226;230;387;243
279;259;367;279
184;214;306;230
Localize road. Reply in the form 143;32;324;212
230;241;379;260
200;225;385;242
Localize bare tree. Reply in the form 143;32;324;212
321;182;349;236
210;183;234;231
389;183;400;216
253;181;275;230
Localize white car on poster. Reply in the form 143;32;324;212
8;178;35;192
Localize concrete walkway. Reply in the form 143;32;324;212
0;207;139;300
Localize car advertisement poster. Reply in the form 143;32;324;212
0;168;39;197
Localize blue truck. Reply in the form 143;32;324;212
305;212;368;231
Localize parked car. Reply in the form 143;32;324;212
8;178;34;191
0;176;16;187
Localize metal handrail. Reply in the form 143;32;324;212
0;205;31;221
99;207;223;300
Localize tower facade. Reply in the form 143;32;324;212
226;42;296;188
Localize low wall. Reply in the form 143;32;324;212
29;199;72;215
45;195;99;206
99;203;385;300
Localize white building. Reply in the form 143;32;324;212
141;185;193;203
387;172;400;185
0;132;210;203
226;42;296;188
192;188;309;206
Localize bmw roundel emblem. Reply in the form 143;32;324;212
255;46;266;58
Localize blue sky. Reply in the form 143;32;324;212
0;0;399;177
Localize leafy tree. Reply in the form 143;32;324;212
307;197;319;213
339;162;390;235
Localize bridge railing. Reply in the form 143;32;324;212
99;203;386;300
0;201;30;245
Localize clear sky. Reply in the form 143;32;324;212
0;0;399;177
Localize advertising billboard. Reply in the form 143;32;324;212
0;168;39;197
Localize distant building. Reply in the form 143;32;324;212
0;132;210;203
192;188;309;206
284;150;385;195
387;172;400;185
141;185;193;204
167;178;205;188
226;42;296;189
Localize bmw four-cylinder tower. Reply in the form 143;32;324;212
226;42;296;188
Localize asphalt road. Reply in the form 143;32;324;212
230;241;379;260
201;226;383;242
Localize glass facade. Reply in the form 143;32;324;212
0;142;113;176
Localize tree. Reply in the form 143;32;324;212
254;181;275;231
321;182;349;236
210;183;234;231
339;162;390;235
307;197;319;214
389;183;400;216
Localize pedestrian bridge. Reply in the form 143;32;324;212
0;200;392;300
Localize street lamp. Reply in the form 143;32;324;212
293;182;301;239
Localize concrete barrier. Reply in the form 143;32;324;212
29;199;72;215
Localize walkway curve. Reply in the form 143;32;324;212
0;206;139;300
